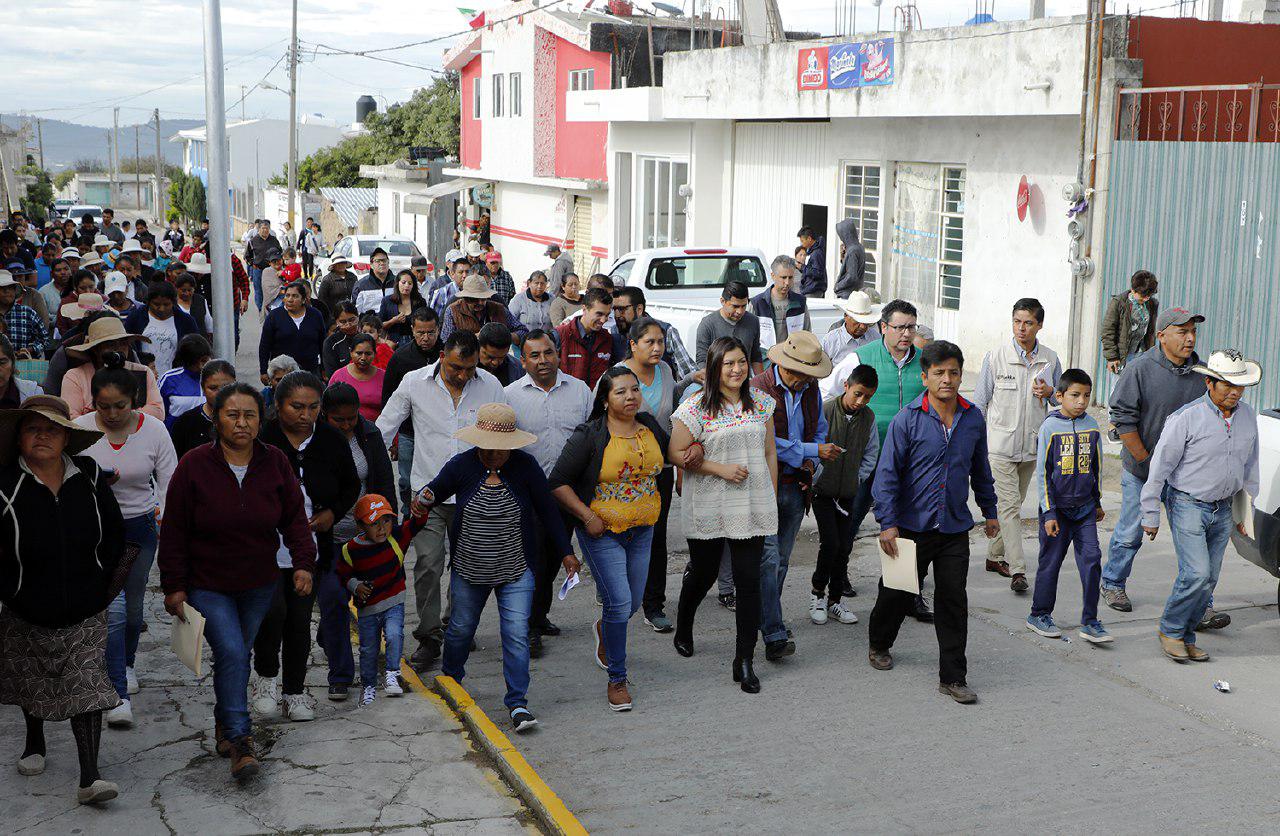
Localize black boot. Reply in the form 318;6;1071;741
732;657;760;693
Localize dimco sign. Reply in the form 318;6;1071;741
797;37;895;91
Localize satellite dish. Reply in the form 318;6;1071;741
653;1;682;15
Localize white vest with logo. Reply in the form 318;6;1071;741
984;340;1059;462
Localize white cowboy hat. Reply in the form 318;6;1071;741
0;270;16;288
185;252;212;274
834;290;883;325
329;254;353;268
93;234;113;249
120;239;144;254
60;247;81;260
464;240;484;258
766;330;833;379
452;403;537;451
79;252;104;269
1192;349;1262;387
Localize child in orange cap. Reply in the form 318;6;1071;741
336;494;429;706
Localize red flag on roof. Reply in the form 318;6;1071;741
468;10;486;29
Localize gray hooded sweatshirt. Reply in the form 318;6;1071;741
833;218;866;299
1108;345;1205;480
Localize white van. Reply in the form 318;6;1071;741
1230;406;1280;608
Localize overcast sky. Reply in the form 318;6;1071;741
0;0;1244;128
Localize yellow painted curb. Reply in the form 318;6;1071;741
431;674;588;836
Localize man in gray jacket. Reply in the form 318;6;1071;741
544;243;575;296
1101;307;1208;614
832;218;867;299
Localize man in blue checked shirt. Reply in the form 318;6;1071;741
868;340;998;705
0;269;48;359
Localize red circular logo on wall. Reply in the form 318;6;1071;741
1016;176;1030;222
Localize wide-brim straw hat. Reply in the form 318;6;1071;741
834;290;883;325
329;255;353;268
457;275;495;300
79;252;104;269
0;394;103;466
67;315;149;357
767;330;833;379
452;402;536;451
59;292;106;321
1192;349;1263;387
186;252;212;274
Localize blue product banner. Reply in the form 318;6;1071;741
828;43;860;90
859;37;894;86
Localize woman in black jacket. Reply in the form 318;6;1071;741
0;395;127;805
252;371;359;720
313;381;396;701
258;281;326;383
321;301;360;380
169;360;236;458
549;366;670;712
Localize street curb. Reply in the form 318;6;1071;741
421;672;587;836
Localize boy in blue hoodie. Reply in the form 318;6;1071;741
1026;369;1112;643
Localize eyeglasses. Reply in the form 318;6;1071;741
885;323;919;334
372;258;389;265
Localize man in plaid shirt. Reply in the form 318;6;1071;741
610;286;697;381
0;269;48;358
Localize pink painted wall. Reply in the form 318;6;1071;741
553;37;609;181
460;57;482;169
533;28;557;178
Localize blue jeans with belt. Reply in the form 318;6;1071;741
760;481;806;644
105;513;158;698
578;526;654;682
189;582;278;740
1159;487;1233;645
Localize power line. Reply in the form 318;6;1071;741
224;52;290;118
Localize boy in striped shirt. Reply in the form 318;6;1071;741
337;494;429;706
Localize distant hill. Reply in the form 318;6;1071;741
0;114;203;172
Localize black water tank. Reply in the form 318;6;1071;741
356;95;377;123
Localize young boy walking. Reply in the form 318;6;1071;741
1025;369;1112;644
336;494;429;705
809;364;879;625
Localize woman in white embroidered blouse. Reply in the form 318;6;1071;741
668;336;777;694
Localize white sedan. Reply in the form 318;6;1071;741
315;234;431;276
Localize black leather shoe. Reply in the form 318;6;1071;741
531;619;561;637
673;636;694;658
732;657;761;693
528;633;544;659
842;575;857;598
409;641;441;671
764;639;795;661
912;595;934;623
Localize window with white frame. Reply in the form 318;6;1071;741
472;78;481;118
492;73;504;117
637;157;688;248
509;73;521;117
840;163;881;291
937;166;965;310
568;69;595;91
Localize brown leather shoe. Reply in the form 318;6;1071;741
607;680;632;712
1010;573;1029;593
1185;643;1211;662
229;736;260;781
868;648;893;670
214;723;232;758
939;682;978;704
985;559;1011;578
1159;631;1189;662
593;619;608;671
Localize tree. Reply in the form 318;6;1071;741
167;172;206;226
21;170;54;224
118;156;182;180
53;170;76;191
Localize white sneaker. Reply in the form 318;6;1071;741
359;686;376;706
384;671;404;697
828;601;859;624
105;699;134;729
282;692;315;722
809;593;828;625
125;666;139;695
250;674;279;716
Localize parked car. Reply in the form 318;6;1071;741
1230;405;1280;609
50;198;76;220
605;246;844;353
315;235;430;277
66;204;104;223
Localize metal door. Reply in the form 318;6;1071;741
572;196;595;277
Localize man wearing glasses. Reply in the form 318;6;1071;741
351;247;397;314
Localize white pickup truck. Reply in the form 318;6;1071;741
1230;406;1280;609
605;246;845;355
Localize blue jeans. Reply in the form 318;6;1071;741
105;513;158;697
250;265;264;309
397;434;415;514
1102;468;1146;591
760;481;806;644
315;564;355;687
189;582;277;740
1031;510;1102;624
357;603;405;687
1159;488;1233;644
578;526;654;682
442;568;535;710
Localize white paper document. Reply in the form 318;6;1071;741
171;602;207;677
558;572;581;601
879;537;920;595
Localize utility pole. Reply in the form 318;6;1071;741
154;109;164;221
107;130;115;207
113;107;120;209
202;0;235;360
240;85;247;121
36;119;44;170
287;0;299;230
135;125;141;214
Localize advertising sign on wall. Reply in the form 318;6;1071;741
796;38;895;91
797;46;829;91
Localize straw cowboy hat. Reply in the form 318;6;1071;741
66;316;149;358
120;239;144;254
60;247;81;260
457;275;496;301
329;254;353;268
185;252;212;274
767;330;833;379
59;292;106;321
834;290;883;325
0;394;103;466
93;234;113;249
1192;349;1263;387
453;403;537;450
464;240;484;258
79;252;104;270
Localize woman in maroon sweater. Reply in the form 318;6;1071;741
157;382;316;782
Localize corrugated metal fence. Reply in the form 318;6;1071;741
1098;140;1280;408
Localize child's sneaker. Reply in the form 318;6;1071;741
809;593;828;625
827;601;859;624
510;707;538;733
384;670;404;697
1025;614;1061;638
360;686;376;706
1079;620;1114;644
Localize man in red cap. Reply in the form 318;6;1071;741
484;251;515;307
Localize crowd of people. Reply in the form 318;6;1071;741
0;208;1263;803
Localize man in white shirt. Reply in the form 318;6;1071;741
821;290;882;372
504;328;592;655
376;331;506;671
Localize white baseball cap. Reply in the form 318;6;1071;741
104;271;130;297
